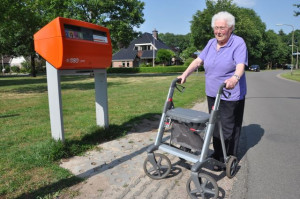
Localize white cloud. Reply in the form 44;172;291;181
233;0;256;8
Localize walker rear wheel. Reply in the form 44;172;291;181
186;173;219;199
143;153;171;180
226;156;238;178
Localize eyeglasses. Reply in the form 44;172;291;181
213;26;228;31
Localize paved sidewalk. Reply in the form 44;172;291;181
60;101;240;198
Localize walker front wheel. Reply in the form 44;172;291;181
186;173;219;199
226;156;238;178
143;153;171;180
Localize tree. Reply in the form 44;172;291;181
278;30;300;67
0;0;145;76
159;33;191;52
180;46;197;61
156;49;175;66
294;4;300;16
0;0;44;76
233;7;266;64
262;30;288;69
65;0;145;50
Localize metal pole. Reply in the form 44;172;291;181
46;62;64;141
1;55;3;74
297;47;299;69
292;28;295;70
293;46;299;69
153;36;155;67
276;24;295;72
94;70;109;128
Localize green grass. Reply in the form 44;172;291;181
281;69;300;82
0;73;205;198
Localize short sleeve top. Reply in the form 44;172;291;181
199;34;248;101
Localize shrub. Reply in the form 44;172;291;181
4;66;10;73
11;66;20;73
139;63;152;67
156;49;175;66
184;57;195;67
107;66;188;73
107;67;140;73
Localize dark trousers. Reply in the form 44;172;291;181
207;96;245;161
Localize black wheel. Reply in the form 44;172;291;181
143;153;171;180
186;173;219;199
226;156;238;178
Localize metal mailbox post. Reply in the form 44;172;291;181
34;17;112;141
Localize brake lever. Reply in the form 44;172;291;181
222;90;231;99
175;84;185;93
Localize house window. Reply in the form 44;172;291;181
127;62;129;67
141;45;151;51
122;62;125;67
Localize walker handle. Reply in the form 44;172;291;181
171;78;181;87
218;83;231;99
218;83;226;94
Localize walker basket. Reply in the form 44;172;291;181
170;121;205;151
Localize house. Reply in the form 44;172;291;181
1;56;26;68
1;56;12;67
10;56;26;67
112;29;172;68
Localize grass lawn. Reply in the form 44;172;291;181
280;69;300;82
0;73;205;198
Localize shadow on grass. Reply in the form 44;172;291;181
8;80;125;94
15;176;83;199
0;75;92;87
0;114;20;118
2;73;182;94
15;112;160;199
0;73;180;87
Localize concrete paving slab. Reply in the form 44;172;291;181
60;100;239;199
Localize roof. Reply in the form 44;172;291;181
112;33;172;61
2;56;12;64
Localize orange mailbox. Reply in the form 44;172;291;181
34;17;112;69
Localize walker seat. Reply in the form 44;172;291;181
166;107;210;124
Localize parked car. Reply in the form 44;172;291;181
249;65;260;72
283;64;293;70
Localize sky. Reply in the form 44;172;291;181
136;0;299;35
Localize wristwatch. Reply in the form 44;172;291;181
233;74;240;80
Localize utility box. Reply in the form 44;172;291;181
34;17;112;141
34;17;112;70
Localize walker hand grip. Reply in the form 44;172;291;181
218;83;226;94
171;78;181;88
170;78;185;94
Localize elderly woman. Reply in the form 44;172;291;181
178;11;248;170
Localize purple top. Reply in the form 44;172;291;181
199;34;248;101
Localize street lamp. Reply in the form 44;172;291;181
290;45;299;69
153;36;155;67
276;24;295;70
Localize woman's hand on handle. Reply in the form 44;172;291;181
225;63;245;89
224;76;238;89
177;75;187;84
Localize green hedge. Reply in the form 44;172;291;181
107;66;188;73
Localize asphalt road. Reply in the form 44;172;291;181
232;70;300;199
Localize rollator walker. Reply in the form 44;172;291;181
143;78;238;199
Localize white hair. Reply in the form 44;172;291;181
211;11;235;30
